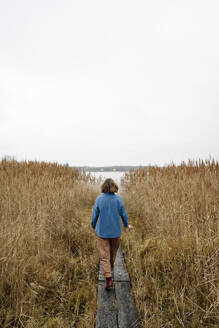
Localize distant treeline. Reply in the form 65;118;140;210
72;166;148;172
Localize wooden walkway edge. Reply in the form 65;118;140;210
96;247;140;328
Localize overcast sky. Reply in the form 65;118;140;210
0;0;218;166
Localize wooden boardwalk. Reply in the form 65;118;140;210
96;247;140;328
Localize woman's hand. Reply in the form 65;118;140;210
127;224;134;230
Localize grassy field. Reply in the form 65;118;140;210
0;160;99;328
1;159;218;328
121;160;219;327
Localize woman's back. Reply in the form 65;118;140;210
91;192;129;238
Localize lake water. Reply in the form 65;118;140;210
88;171;127;183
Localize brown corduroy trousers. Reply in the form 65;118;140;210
97;236;120;278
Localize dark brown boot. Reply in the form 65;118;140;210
105;277;113;291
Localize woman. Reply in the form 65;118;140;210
91;178;133;290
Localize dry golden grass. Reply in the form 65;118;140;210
121;159;219;328
1;159;218;327
0;160;99;328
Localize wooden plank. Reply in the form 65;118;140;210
96;282;118;328
115;282;140;328
98;263;105;281
96;310;118;328
114;247;130;282
96;246;140;328
116;246;124;258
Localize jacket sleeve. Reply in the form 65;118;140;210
91;198;100;229
119;197;129;227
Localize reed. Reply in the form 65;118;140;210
0;160;99;328
121;159;219;327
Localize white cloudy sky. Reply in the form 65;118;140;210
0;0;218;166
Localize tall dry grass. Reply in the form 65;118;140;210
121;159;219;328
0;160;99;328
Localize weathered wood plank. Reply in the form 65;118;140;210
114;247;130;282
96;246;140;328
96;310;118;328
116;246;124;258
115;282;140;328
98;263;105;281
96;282;118;328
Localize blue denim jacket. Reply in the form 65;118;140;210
91;192;129;238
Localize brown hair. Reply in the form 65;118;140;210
100;178;119;193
